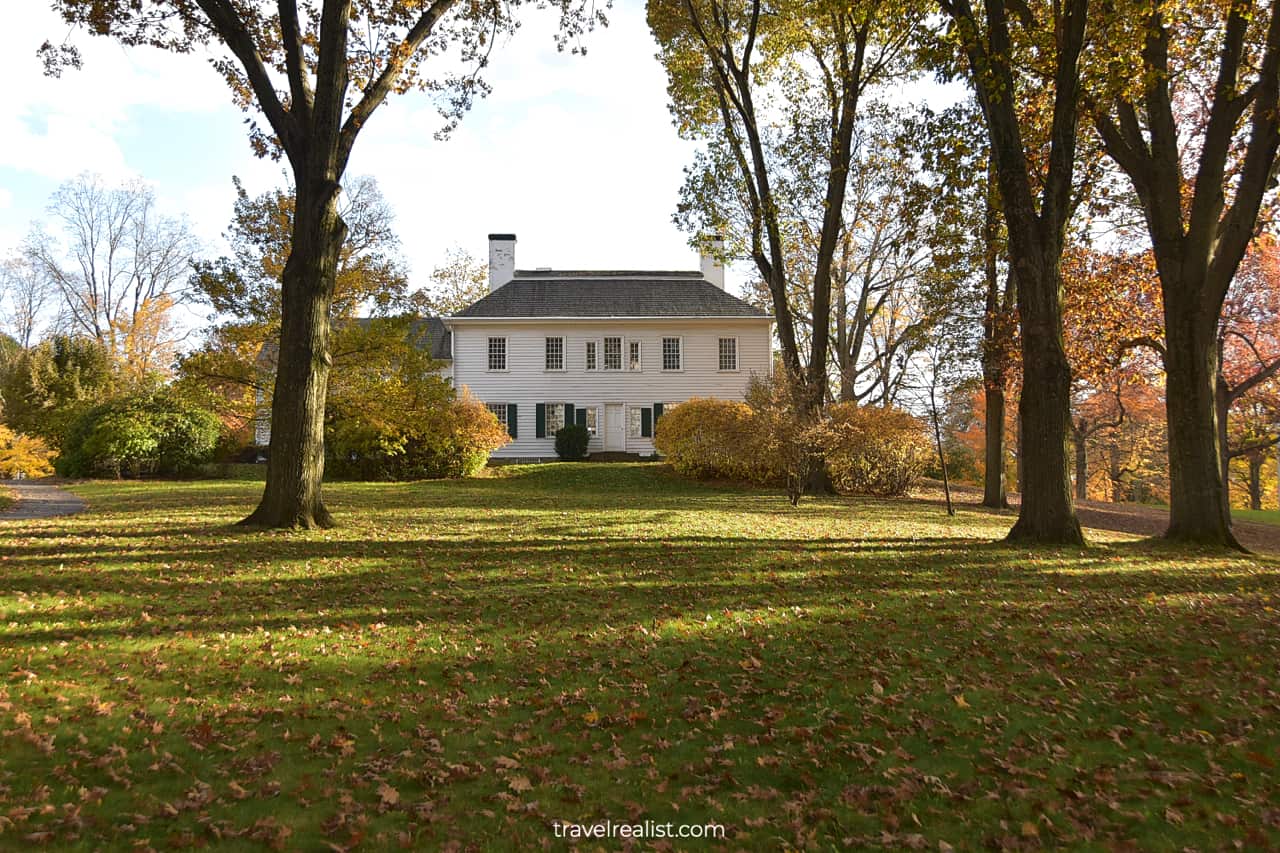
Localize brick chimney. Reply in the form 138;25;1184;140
699;234;726;290
488;233;516;292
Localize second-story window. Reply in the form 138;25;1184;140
585;340;597;370
603;337;622;370
488;337;507;371
718;337;738;371
545;336;564;370
629;341;642;371
662;337;682;371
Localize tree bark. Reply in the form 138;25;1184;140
1007;274;1082;544
240;180;347;529
1163;299;1240;546
1073;426;1088;501
1249;454;1263;510
983;384;1010;507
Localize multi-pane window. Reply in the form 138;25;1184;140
603;337;622;370
487;337;507;371
718;337;738;371
545;336;564;370
629;341;642;371
662;337;682;371
546;403;566;433
628;406;644;438
584;406;598;436
585;340;597;370
487;402;508;430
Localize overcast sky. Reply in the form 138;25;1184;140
0;2;713;308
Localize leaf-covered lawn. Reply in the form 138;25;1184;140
2;463;1279;850
0;486;14;513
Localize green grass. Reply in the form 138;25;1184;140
3;463;1279;850
0;485;14;512
1231;506;1280;526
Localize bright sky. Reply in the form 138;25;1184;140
0;2;708;307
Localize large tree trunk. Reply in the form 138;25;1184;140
983;384;1009;508
1215;365;1232;518
241;180;347;529
1163;299;1240;547
1249;454;1263;510
1006;246;1083;545
1073;427;1088;501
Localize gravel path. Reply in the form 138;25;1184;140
0;480;86;521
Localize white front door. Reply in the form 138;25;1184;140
604;403;625;451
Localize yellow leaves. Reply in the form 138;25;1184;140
582;708;601;726
953;693;970;709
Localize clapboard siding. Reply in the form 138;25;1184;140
449;319;773;457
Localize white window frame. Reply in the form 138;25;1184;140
487;336;508;372
661;336;683;372
603;336;623;371
627;405;645;439
628;340;643;372
545;336;565;371
585;340;598;371
583;406;599;436
486;402;508;431
545;402;567;434
717;336;739;372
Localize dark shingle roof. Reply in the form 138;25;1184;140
353;316;452;361
452;272;771;319
414;316;453;360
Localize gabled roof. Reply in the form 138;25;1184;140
411;316;453;361
354;316;452;361
451;271;771;320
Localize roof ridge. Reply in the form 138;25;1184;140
513;269;704;278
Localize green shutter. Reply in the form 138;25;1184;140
507;403;518;439
640;407;653;438
653;402;664;424
575;407;587;428
563;403;575;429
535;403;546;438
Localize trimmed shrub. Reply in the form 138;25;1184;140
821;402;932;496
554;423;590;461
653;398;781;483
327;391;510;480
57;393;222;478
0;425;56;478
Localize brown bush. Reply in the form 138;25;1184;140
821;402;932;496
653;398;781;483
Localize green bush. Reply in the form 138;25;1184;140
554;424;590;461
57;393;223;478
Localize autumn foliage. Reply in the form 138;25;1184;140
655;391;930;498
653;398;778;484
823;403;932;497
0;425;55;478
